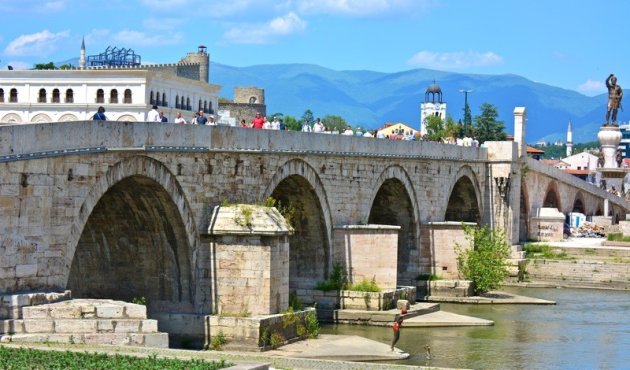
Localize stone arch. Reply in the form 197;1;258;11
572;192;585;214
519;180;530;242
444;166;482;222
117;114;137;122
1;113;22;123
65;156;199;313
543;181;562;210
58;113;79;122
367;165;420;286
31;113;51;123
263;159;332;292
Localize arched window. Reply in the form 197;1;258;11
38;88;47;103
0;88;4;103
10;88;18;103
110;89;118;104
96;89;104;103
175;94;180;109
156;92;161;106
124;89;132;104
52;89;60;103
198;99;202;112
249;97;257;104
203;100;208;113
181;96;185;109
186;97;191;111
208;101;214;114
162;92;167;107
65;89;74;103
150;91;155;105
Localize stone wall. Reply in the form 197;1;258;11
526;259;630;289
332;225;400;290
218;102;266;125
420;222;474;279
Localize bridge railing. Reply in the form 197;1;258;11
525;156;630;208
0;121;487;162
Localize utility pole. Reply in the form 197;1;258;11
459;89;473;135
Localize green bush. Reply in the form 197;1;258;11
269;332;285;349
346;277;381;292
456;225;510;294
304;310;320;339
315;263;347;291
0;346;231;369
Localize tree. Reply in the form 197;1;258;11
455;225;510;294
33;62;56;70
473;103;506;144
321;115;347;133
58;64;73;70
301;109;315;125
283;115;301;131
425;115;445;141
444;116;464;139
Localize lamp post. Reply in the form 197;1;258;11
460;89;473;135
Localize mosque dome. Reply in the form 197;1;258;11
424;81;443;103
426;83;442;94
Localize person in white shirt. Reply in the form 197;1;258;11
376;130;386;139
146;105;160;122
271;117;281;130
313;118;325;133
207;115;217;126
174;112;186;124
301;120;312;132
342;126;354;136
263;117;272;130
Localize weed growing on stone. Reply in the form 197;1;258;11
347;277;381;292
315;263;347;291
288;292;303;311
210;330;228;350
131;296;146;305
607;233;630;242
269;332;285;349
304;310;319;338
523;244;573;260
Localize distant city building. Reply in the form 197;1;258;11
618;122;630;158
420;81;446;136
526;146;545;160
0;44;220;123
379;122;418;138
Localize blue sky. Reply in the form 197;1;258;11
0;0;626;96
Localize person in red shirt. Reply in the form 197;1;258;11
390;315;404;351
251;112;265;129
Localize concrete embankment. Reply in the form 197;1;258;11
519;239;630;290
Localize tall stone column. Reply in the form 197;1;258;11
598;126;622;168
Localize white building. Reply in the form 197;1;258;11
420;82;446;136
0;46;220;123
562;152;598;171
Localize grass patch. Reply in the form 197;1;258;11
0;346;231;369
523;243;573;260
607;233;630;242
346;277;381;292
210;330;228;350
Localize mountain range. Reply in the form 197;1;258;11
56;57;612;143
210;62;614;143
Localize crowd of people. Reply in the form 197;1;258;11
91;108;480;147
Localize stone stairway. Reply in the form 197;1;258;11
0;298;168;348
507;245;526;278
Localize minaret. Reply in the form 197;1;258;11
566;120;573;157
79;37;86;69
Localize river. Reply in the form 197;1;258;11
320;287;630;369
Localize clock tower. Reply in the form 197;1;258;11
420;81;447;136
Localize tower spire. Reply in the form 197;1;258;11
566;119;573;157
79;36;86;69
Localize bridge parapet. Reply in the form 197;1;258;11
0;121;487;162
525;157;630;209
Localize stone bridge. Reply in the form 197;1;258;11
0;119;627;319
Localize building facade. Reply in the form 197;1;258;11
0;46;220;123
420;82;447;136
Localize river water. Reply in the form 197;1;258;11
320;287;630;369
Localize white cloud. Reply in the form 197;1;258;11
140;0;191;9
295;0;430;17
0;0;66;11
222;12;306;44
578;79;606;95
4;29;70;56
407;50;503;70
44;1;65;10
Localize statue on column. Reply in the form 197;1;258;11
605;74;623;126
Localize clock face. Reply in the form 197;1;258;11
434;103;441;110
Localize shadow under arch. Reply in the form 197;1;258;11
443;166;482;223
262;159;333;293
543;181;562;211
572;192;585;214
65;156;199;313
367;165;420;286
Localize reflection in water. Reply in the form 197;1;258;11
320;287;630;369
